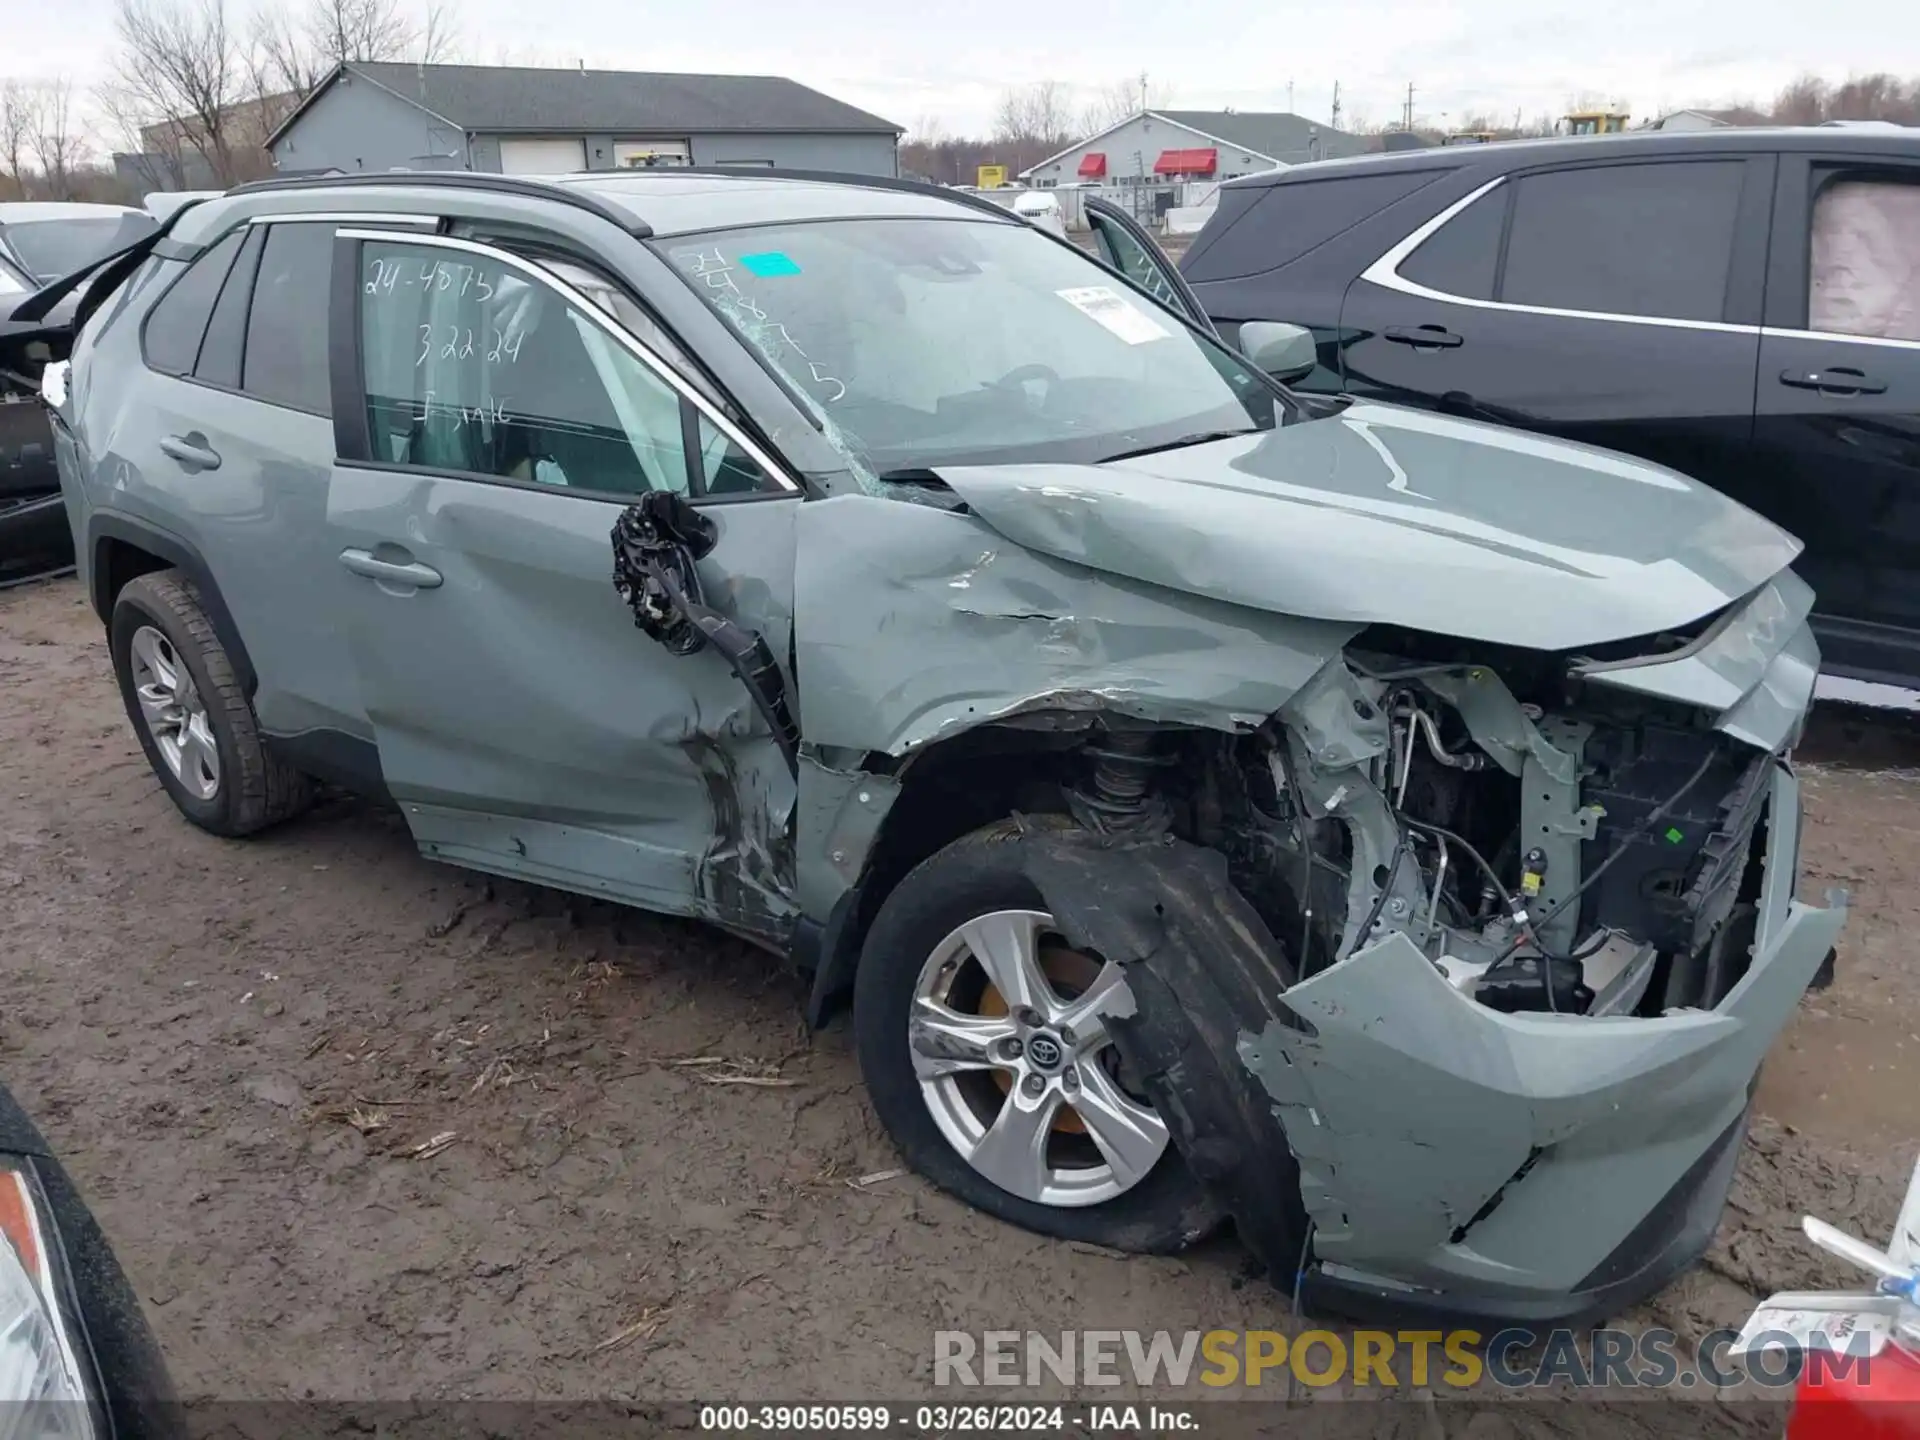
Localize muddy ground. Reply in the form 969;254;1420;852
1;575;1915;1420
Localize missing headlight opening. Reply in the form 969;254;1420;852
1139;629;1781;1022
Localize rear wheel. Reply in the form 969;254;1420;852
853;825;1219;1252
110;570;311;836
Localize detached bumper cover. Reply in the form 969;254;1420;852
966;758;1838;1328
1246;762;1843;1324
0;394;57;498
0;491;73;576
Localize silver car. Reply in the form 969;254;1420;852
6;168;1845;1326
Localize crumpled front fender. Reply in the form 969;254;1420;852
791;493;1356;759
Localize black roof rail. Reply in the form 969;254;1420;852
226;169;654;237
564;164;1027;226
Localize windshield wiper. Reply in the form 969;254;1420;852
1096;429;1257;465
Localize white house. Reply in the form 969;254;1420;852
1651;107;1770;132
1019;109;1370;188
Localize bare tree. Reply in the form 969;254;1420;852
1079;81;1138;134
995;81;1073;145
417;1;461;62
250;0;458;119
110;0;246;184
1077;78;1179;134
489;40;564;66
991;80;1076;174
0;81;30;198
304;0;414;66
249;7;328;114
23;78;88;199
97;80;191;190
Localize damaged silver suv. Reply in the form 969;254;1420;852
8;168;1846;1327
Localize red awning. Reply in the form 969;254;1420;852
1077;152;1107;178
1153;147;1217;175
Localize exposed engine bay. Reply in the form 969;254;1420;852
1061;626;1777;1023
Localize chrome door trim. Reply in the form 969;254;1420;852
1759;326;1920;354
1358;175;1764;338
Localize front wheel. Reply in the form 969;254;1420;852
852;824;1219;1253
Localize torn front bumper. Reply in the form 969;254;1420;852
1243;760;1845;1326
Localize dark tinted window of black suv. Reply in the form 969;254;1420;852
1183;169;1448;282
1498;160;1745;321
1399;186;1505;299
140;228;245;376
242;222;333;415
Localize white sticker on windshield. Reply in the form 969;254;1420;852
1056;285;1170;345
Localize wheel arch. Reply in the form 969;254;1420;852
802;716;1124;1027
89;513;256;696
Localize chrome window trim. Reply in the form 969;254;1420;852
1760;325;1920;354
337;227;802;495
1359;174;1763;337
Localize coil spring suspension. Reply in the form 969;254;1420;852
1069;729;1175;837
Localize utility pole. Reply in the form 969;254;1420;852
1140;71;1149;115
1331;80;1342;131
1404;82;1415;131
1288;78;1295;113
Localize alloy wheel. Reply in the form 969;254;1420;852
908;908;1169;1208
129;625;220;801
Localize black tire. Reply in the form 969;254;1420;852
853;822;1220;1254
109;569;312;837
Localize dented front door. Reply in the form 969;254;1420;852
325;227;801;935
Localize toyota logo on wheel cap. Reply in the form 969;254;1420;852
1025;1033;1065;1071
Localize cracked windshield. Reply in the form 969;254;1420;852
664;219;1278;475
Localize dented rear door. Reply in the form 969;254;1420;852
325;226;802;935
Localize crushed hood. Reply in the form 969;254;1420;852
935;402;1802;651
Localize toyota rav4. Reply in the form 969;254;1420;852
2;168;1846;1326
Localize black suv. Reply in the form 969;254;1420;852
1182;128;1920;686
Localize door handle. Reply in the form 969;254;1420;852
339;548;443;589
1779;366;1888;396
158;432;221;471
1383;325;1464;350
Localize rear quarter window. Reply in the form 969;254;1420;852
1182;169;1451;282
139;229;246;377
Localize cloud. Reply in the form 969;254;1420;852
7;0;1917;143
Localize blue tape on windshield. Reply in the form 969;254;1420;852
739;251;801;277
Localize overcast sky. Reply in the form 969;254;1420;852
13;0;1916;142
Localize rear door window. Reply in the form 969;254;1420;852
1497;161;1746;322
1808;175;1920;341
241;223;334;415
140;228;246;376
